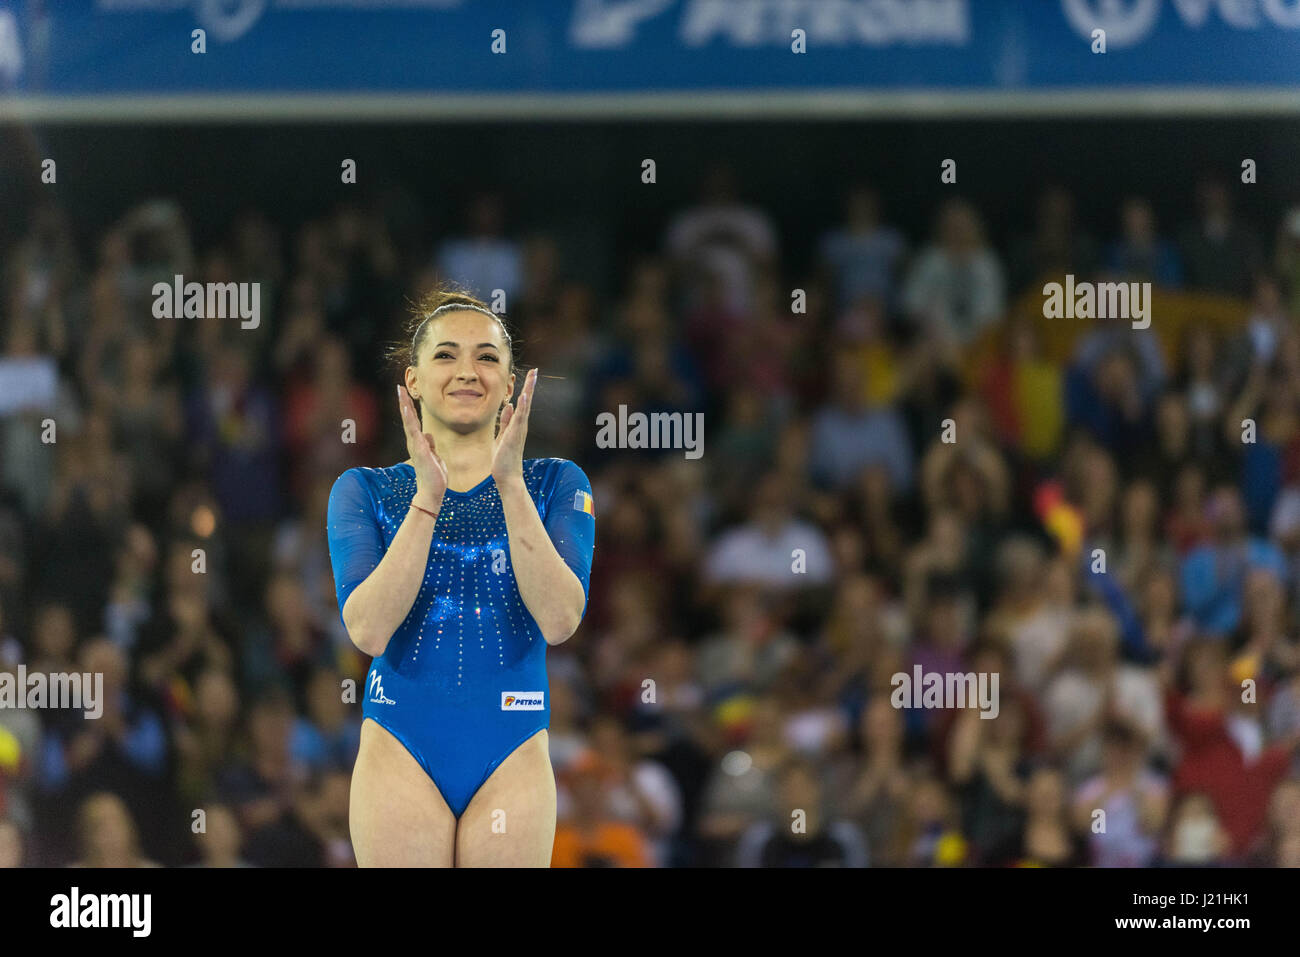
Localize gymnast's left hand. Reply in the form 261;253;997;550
491;367;537;484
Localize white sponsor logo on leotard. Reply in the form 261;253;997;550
369;671;396;705
501;692;544;711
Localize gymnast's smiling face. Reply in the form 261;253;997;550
407;309;515;436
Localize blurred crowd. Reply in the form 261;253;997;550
2;160;1300;867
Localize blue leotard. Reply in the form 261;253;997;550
326;457;595;816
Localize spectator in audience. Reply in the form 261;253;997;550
1180;486;1286;636
902;198;1005;346
665;161;779;317
809;353;914;495
551;750;651;868
702;472;835;592
1178;176;1263;298
432;190;524;305
1073;720;1169;867
735;755;868;867
190;802;251;868
72;792;160;867
817;184;906;314
1104;197;1183;288
985;766;1088;867
1164;639;1297;860
1160;792;1230;866
1007;185;1099;297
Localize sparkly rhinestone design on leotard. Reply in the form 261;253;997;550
328;457;594;706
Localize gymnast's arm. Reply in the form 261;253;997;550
490;372;594;647
330;478;441;657
330;384;451;658
499;473;588;646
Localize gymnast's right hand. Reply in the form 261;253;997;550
399;384;448;509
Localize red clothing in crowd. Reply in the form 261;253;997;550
1164;689;1292;857
283;380;379;499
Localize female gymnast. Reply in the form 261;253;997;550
326;286;595;866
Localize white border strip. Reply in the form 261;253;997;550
1;88;1298;122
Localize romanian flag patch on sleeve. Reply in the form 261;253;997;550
573;489;595;516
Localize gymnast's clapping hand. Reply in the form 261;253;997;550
490;367;537;484
398;383;448;508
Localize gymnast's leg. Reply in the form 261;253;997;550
455;730;556;867
351;718;457;867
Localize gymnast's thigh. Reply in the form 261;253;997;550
455;729;556;868
351;718;457;867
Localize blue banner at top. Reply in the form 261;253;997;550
1;0;1299;96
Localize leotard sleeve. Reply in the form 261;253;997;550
326;468;386;624
544;460;597;615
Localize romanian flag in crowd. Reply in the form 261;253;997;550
1033;480;1085;558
